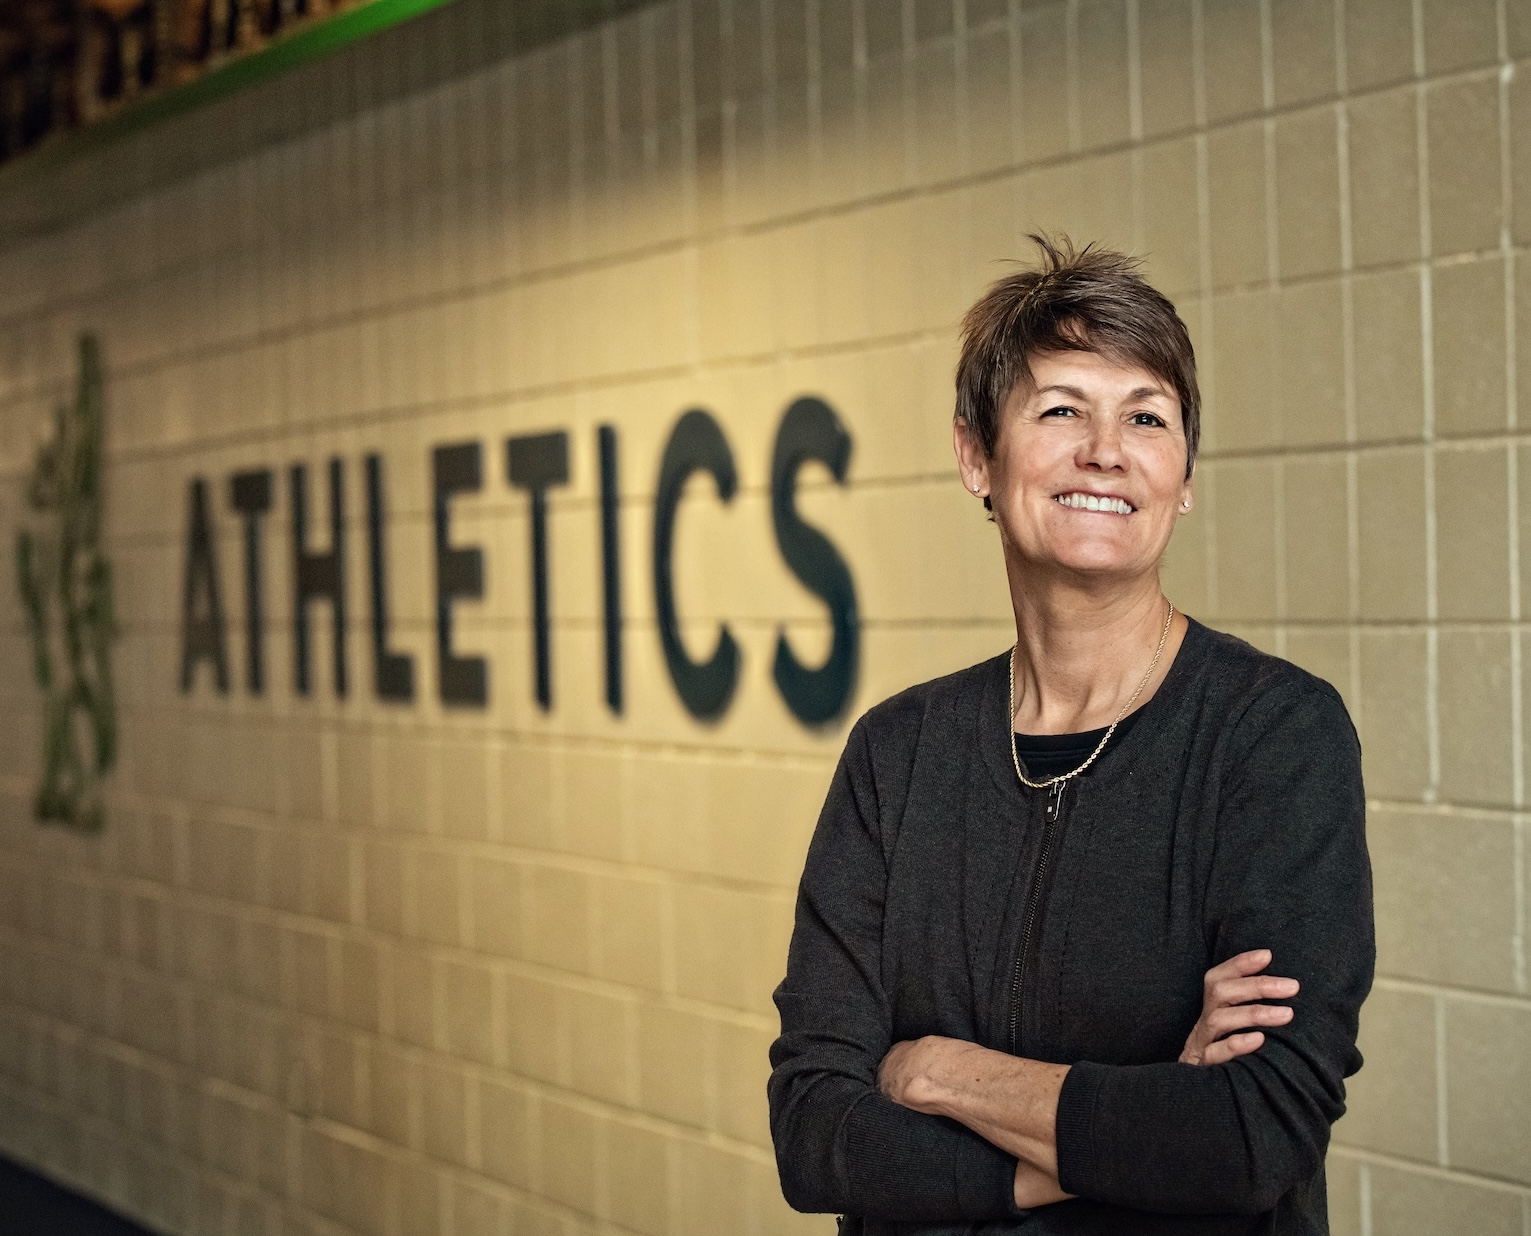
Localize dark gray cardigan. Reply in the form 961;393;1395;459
768;619;1374;1234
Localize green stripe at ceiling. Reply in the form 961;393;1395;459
0;0;461;183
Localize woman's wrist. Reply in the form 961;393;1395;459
1014;1156;1072;1208
879;1037;1068;1168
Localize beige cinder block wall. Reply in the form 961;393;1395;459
0;0;1528;1232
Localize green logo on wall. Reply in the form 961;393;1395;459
16;335;117;830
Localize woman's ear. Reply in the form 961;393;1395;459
953;417;989;498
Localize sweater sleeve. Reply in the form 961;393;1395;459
1055;679;1375;1214
768;721;1022;1222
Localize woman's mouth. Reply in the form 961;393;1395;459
1053;492;1135;515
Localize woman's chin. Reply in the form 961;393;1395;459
1024;540;1157;580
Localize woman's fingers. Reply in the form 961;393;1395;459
1202;949;1273;989
1198;1031;1265;1066
1210;974;1299;1007
1181;1004;1292;1065
1180;1004;1292;1064
1182;950;1299;1066
1203;1003;1294;1036
1181;950;1298;1066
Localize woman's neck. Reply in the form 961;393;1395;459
1007;575;1185;735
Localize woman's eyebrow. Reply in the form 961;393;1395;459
1034;383;1173;402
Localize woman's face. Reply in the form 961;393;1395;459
956;349;1193;583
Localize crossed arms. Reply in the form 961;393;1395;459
876;950;1301;1209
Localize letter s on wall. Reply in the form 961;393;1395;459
652;409;741;721
770;397;858;726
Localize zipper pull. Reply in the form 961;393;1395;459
1046;780;1066;822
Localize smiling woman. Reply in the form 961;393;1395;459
768;237;1375;1234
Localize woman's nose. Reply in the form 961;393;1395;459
1080;423;1127;470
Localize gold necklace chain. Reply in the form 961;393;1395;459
1008;600;1175;790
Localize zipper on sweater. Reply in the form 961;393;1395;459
1007;779;1067;1055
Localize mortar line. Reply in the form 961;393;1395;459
1008;0;1024;168
902;0;918;187
1190;0;1215;610
568;32;590;269
763;0;782;203
1259;0;1274;114
1414;0;1440;801
720;0;740;224
1066;0;1082;154
1260;6;1279;289
852;0;869;202
1411;0;1425;80
952;0;970;184
1125;0;1145;146
1434;993;1450;1167
1332;1143;1531;1195
1512;496;1524;809
1515;811;1528;993
1334;0;1349;97
354;1024;375;1144
679;0;700;241
1273;458;1286;659
641;5;661;180
1500;16;1525;814
1127;0;1145;255
1335;12;1363;713
806;0;825;191
1359;1161;1372;1236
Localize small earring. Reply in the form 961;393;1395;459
972;484;981;492
1181;500;1191;510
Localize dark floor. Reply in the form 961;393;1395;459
0;1156;154;1236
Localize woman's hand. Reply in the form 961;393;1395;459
878;1037;1075;1210
877;1035;978;1113
1180;948;1298;1066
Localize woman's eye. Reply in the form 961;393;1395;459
1131;412;1166;427
1040;405;1079;419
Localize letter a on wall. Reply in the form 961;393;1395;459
180;477;230;693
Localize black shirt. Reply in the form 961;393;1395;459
1013;707;1146;782
769;619;1374;1233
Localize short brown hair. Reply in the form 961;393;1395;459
955;234;1200;480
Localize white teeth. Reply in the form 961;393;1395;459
1054;492;1134;515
